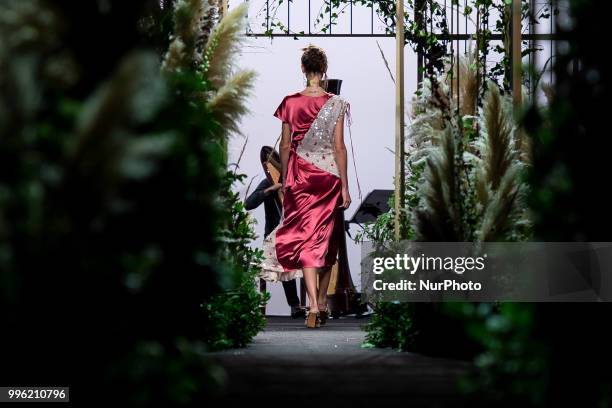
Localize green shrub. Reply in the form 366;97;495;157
363;302;415;351
445;303;548;406
363;301;482;359
202;269;269;350
202;171;269;351
0;1;262;403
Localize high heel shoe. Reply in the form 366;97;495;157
319;305;329;326
305;310;321;328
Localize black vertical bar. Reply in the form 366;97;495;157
528;0;531;94
429;0;432;83
266;0;270;32
329;0;332;34
450;0;454;99
464;0;468;52
300;278;306;307
508;1;513;91
529;0;535;96
259;279;267;315
350;0;353;34
550;0;554;84
429;0;433;34
371;1;374;35
476;4;480;107
483;7;488;97
445;0;449;96
483;1;488;87
416;0;425;85
456;0;460;114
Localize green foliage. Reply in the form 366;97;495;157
0;0;261;403
525;0;611;241
362;302;415;351
518;0;612;402
353;196;400;243
366;1;612;405
161;0;264;352
364;51;533;401
445;303;548;406
485;0;557;93
364;301;482;359
108;338;228;405
353;160;419;242
202;171;269;351
1;9;222;405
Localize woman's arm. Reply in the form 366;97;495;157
333;110;352;209
279;122;292;192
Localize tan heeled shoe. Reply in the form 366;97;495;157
305;310;321;328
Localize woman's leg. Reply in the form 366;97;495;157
302;267;319;313
317;266;332;310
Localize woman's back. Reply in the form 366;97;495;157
273;91;335;141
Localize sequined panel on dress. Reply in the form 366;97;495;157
295;95;348;178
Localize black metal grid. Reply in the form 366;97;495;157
244;0;560;93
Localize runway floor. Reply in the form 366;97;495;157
208;316;472;407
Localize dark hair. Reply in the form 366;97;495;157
301;44;328;75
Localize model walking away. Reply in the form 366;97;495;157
259;44;355;329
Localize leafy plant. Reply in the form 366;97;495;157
353;202;398;243
444;302;548;407
0;0;262;403
202;171;269;351
362;302;415;350
364;301;483;359
363;52;531;382
161;0;265;351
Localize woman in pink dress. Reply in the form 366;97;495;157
259;45;357;328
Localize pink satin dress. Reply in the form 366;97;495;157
259;91;353;281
